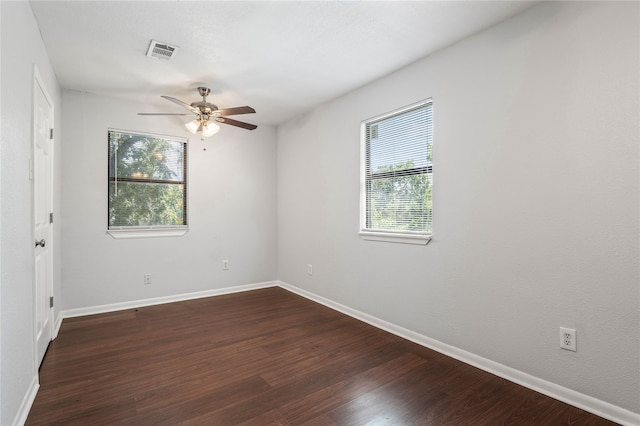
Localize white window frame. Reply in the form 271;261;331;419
359;99;433;245
107;128;189;239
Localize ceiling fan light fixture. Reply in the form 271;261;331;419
140;86;257;134
185;119;201;134
202;120;220;137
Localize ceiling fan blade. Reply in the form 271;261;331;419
138;112;195;116
161;95;200;114
215;106;256;116
215;117;258;130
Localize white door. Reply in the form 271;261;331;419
33;70;54;367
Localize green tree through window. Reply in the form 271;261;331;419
108;130;187;228
369;160;432;232
363;100;433;234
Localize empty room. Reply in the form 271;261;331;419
1;1;638;425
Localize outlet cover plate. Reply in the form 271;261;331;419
560;327;576;351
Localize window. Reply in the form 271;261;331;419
108;129;188;238
360;100;433;244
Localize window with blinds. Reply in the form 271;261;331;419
362;100;433;237
108;129;188;229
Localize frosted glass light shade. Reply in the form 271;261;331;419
185;119;200;134
202;121;220;137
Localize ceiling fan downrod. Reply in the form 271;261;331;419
191;87;217;114
197;86;211;99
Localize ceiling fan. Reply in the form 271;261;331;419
138;86;257;137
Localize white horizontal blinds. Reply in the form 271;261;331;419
365;101;433;233
108;130;188;228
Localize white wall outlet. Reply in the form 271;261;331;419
560;327;576;351
144;273;151;285
222;259;229;270
308;264;313;275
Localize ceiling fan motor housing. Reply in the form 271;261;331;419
191;102;219;114
191;87;219;116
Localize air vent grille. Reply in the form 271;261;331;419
146;40;178;60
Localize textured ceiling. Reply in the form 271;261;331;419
29;1;537;126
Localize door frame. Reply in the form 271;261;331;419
32;65;55;367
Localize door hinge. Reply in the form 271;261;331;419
49;296;54;308
50;128;54;140
50;212;54;223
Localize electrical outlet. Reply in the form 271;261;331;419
222;259;229;270
560;327;576;351
308;264;313;276
144;273;152;285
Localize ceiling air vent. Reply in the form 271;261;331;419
146;40;178;60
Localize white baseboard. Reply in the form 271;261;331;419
59;281;278;320
53;311;64;339
277;281;640;426
13;374;39;426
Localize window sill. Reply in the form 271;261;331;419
107;227;189;239
359;231;432;245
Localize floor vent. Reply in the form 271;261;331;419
146;40;178;60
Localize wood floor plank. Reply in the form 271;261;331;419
26;287;619;425
277;352;429;424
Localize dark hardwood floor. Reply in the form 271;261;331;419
27;287;617;425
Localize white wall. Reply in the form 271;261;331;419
278;1;639;415
0;2;62;425
60;90;277;310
